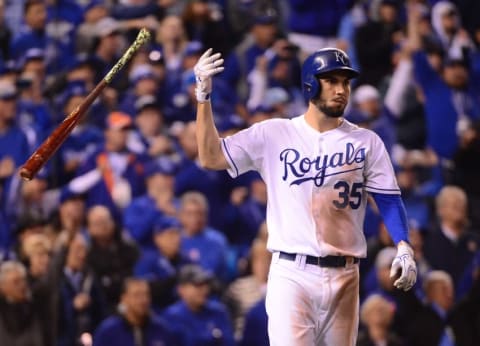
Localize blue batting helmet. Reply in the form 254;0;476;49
301;48;359;100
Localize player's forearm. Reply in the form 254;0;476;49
196;101;229;170
370;192;410;245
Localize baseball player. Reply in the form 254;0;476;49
193;47;417;345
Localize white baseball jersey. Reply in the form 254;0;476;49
221;115;400;258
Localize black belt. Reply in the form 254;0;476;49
279;251;359;268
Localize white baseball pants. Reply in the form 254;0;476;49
265;252;360;346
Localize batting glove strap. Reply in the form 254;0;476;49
195;76;211;103
390;242;417;291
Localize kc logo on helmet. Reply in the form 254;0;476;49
334;51;347;65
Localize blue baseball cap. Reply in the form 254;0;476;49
144;160;177;178
59;188;86;203
153;216;181;234
129;64;157;84
253;8;278;25
184;41;203;57
134;94;160;113
56;81;88;110
217;113;245;132
178;264;213;285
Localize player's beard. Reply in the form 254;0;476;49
313;97;346;118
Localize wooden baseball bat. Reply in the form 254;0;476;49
19;28;151;181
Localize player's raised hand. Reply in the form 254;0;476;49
390;241;417;291
193;48;224;102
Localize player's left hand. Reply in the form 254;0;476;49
390;241;417;291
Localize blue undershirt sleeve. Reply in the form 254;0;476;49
370;192;409;245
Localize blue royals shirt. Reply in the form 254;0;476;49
162;300;235;346
93;314;180;346
181;228;229;283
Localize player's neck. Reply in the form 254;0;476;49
304;106;343;133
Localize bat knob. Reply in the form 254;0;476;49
19;167;34;181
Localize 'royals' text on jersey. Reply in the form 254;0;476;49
221;116;400;258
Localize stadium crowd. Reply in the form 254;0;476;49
0;0;479;345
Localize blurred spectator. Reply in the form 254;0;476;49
154;15;189;75
127;94;176;159
362;246;397;300
406;270;456;346
13;173;56;223
90;17;123;85
449;254;480;346
222;8;280;102
223;237;271;341
93;277;180;346
86;205;139;314
354;0;403;87
62;55;99;97
336;1;368;71
361;222;394;285
431;1;475;61
408;4;480;163
423;185;480;297
56;81;104;184
178;191;229;283
45;0;84;72
162;264;235;346
246;39;305;118
286;0;353;56
123;159;178;251
408;223;432;298
216;112;247;138
75;1;110;55
0;261;50;346
224;0;282;44
394;164;434;232
119;63;161;118
223;174;267;258
357;294;403;346
174;121;232;229
451;120;480;230
110;0;161;45
69;111;147;216
0;79;30;219
363;246;422;338
239;296;269;346
347;84;396;154
50;189;87;250
20;233;56;344
134;216;190;312
56;233;106;346
0;0;11;63
16;48;53;147
181;0;232;56
383;31;428;152
9;0;48;66
12;213;47;261
21;233;52;288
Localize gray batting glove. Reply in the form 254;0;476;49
390;241;417;291
193;48;224;102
